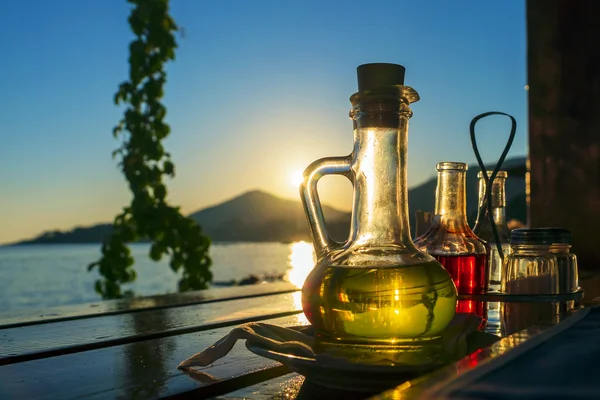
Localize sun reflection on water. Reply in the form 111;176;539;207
292;292;308;324
285;241;316;289
285;241;316;325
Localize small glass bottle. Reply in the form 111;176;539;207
473;171;511;291
472;171;510;332
415;162;490;321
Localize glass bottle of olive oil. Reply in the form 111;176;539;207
300;64;457;354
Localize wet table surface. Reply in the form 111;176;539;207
1;282;598;400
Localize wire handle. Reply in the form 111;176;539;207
469;111;517;261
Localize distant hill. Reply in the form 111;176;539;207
187;190;350;242
14;157;527;245
17;224;114;245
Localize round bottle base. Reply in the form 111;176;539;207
314;335;446;365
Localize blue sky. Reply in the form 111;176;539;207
0;0;527;243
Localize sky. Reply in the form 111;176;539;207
0;0;527;244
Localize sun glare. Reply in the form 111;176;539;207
290;170;304;187
284;241;315;325
285;241;316;288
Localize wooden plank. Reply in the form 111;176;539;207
0;292;302;365
371;307;589;400
212;373;305;399
163;365;293;400
440;306;600;400
225;375;383;400
0;315;307;400
372;328;549;400
215;373;380;400
0;282;298;329
527;0;600;272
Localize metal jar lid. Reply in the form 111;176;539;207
510;227;572;245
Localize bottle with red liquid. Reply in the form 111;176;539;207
414;162;490;322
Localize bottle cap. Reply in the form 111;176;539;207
436;162;468;171
510;228;572;245
477;170;508;179
357;63;406;92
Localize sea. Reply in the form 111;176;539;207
0;242;316;312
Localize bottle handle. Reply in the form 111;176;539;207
300;156;352;261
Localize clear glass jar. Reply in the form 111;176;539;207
547;231;579;294
502;244;560;294
300;64;457;357
547;228;579;312
501;229;561;335
414;162;489;321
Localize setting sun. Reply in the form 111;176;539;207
290;170;304;187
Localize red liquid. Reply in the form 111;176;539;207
434;254;488;293
434;254;489;321
455;298;487;324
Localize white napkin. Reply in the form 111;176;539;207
178;323;314;369
178;313;497;370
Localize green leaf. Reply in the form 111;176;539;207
169;253;183;271
149;243;164;261
94;280;103;295
163;160;174;176
128;13;145;36
154;184;166;200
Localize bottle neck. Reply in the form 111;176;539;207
434;168;470;230
349;104;414;249
473;175;509;238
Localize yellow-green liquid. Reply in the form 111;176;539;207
302;261;457;346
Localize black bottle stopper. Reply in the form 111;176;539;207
357;63;406;92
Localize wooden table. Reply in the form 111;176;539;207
1;282;597;399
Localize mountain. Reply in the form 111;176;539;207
16;224;114;245
13;157;527;245
187;190;350;242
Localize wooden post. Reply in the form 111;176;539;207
527;0;600;272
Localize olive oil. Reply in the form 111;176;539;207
302;260;457;345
